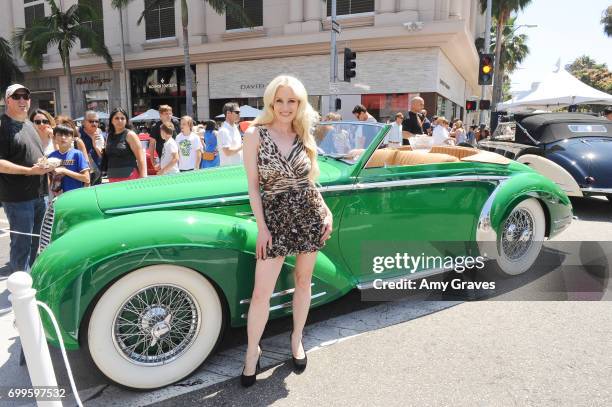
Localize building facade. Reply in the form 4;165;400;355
1;0;487;123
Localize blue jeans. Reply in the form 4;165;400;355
2;197;47;273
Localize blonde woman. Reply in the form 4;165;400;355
241;75;333;387
450;120;467;145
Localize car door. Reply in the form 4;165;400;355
337;151;493;284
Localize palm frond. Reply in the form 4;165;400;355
73;24;113;68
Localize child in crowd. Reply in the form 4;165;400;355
176;115;202;171
48;124;90;197
155;122;180;175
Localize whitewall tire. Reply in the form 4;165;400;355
87;265;223;389
495;198;546;276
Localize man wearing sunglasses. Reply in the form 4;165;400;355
0;84;53;274
218;102;243;166
79;111;105;185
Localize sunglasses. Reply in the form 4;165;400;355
10;93;30;101
88;120;100;124
33;119;50;125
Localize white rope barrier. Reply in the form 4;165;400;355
7;272;83;407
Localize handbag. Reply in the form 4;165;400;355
202;150;216;161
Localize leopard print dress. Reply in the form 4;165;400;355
257;126;327;258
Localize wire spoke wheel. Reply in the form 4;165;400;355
113;285;200;366
501;208;534;261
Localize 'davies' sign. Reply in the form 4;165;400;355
76;76;112;87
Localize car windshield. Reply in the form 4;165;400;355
314;122;386;163
491;122;516;141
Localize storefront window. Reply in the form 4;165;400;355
362;94;411;123
30;91;56;116
130;65;196;117
84;89;109;114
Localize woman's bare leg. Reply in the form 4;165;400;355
291;252;318;358
244;256;285;374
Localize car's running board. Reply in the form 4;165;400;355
240;291;326;318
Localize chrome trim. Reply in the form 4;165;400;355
239;283;314;304
355;175;508;191
581;187;612;194
38;203;55;253
104;194;250;214
104;176;510;214
240;291;326;318
476;178;510;259
356;267;452;290
514;121;540;145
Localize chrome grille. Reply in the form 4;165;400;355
38;203;55;253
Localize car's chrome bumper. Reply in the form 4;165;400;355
581;187;612;195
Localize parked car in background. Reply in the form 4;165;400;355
138;132;158;176
479;113;612;203
31;122;572;389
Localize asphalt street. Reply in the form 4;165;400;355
0;195;611;406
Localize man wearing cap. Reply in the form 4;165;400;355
0;84;53;273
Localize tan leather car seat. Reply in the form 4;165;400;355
430;145;478;159
365;148;398;168
392;151;459;166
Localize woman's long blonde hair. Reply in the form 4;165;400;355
252;75;320;180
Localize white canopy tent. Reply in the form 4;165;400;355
75;112;110;121
497;65;612;112
215;105;263;119
131;109;179;122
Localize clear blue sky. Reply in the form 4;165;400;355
510;0;612;93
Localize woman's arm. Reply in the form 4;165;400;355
243;126;272;259
126;131;147;177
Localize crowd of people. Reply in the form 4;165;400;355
0;83;250;274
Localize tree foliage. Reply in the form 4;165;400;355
601;5;612;37
0;37;22;96
565;55;612;94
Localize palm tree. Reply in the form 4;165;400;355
602;5;612;37
114;0;250;118
14;0;112;117
479;0;532;109
0;36;22;96
110;1;130;115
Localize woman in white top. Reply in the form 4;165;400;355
175;116;203;171
432;117;454;146
450;120;467;145
29;109;56;155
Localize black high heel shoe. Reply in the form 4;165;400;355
241;348;261;388
290;332;307;373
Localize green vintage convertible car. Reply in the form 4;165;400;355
31;122;572;389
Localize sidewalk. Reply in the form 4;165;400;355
152;301;612;407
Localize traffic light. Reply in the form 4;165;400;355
479;100;491;110
478;53;494;85
343;48;356;82
466;100;477;111
335;98;342;111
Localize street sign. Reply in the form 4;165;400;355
332;20;341;34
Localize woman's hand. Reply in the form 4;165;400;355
256;225;273;260
320;210;333;244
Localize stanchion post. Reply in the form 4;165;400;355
7;272;62;407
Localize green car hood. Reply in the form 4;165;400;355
95;160;347;213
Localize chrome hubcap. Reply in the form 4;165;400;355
113;285;200;366
501;208;534;261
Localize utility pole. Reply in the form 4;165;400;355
479;0;492;126
118;8;130;116
329;0;339;112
